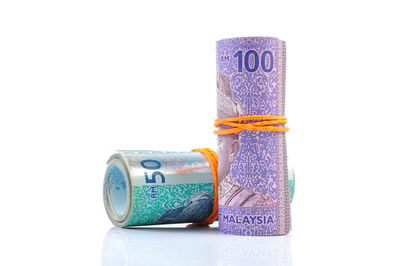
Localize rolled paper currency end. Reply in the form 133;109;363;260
103;150;215;227
289;168;295;204
216;37;292;236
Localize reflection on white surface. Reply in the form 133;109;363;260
217;232;292;266
102;224;292;266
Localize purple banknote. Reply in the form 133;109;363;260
216;37;291;236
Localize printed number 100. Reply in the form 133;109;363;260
234;50;273;73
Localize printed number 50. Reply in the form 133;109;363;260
144;171;165;183
141;159;165;184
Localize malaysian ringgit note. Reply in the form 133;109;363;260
103;150;215;227
217;37;291;235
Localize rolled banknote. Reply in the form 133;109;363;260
103;150;215;227
216;37;291;235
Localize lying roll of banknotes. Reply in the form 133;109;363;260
216;37;291;235
103;150;215;227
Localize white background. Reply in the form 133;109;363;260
1;0;399;265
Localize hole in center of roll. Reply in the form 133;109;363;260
108;166;127;216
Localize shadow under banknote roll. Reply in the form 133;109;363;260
102;226;218;266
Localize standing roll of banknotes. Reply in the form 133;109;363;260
216;37;291;236
103;150;215;227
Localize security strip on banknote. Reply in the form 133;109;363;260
216;37;291;236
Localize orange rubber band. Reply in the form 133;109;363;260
214;115;289;135
191;148;218;225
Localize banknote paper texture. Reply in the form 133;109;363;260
217;37;291;235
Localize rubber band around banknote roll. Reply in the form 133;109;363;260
214;115;289;135
191;148;219;225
